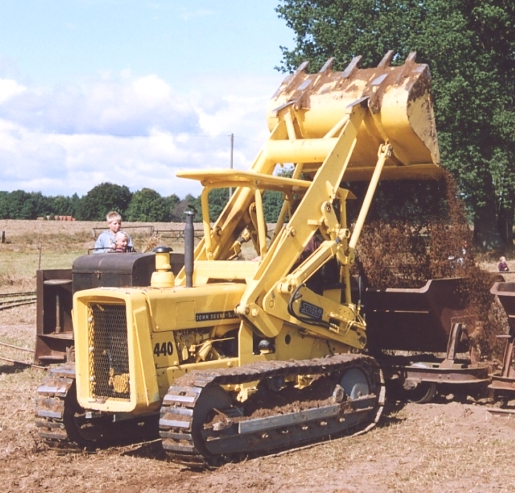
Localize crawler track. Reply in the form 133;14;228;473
160;354;385;468
35;363;81;449
35;364;158;450
36;355;384;458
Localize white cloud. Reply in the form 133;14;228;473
0;70;285;198
0;79;26;104
0;72;199;137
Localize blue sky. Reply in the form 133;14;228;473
0;1;294;198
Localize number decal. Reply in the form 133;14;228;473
153;341;174;357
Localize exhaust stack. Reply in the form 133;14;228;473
184;210;195;288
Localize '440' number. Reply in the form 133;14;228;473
153;341;173;357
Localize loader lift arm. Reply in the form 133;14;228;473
178;100;373;345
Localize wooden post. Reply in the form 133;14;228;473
1;231;5;243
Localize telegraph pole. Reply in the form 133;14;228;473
229;133;234;198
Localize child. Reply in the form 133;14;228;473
111;231;130;253
498;256;509;272
94;211;133;253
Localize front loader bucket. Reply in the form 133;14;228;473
267;51;441;181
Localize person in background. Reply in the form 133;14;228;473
94;211;133;253
456;240;468;267
498;256;509;272
111;231;131;253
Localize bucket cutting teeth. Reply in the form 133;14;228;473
267;51;442;182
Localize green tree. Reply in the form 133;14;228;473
3;190;36;219
0;192;8;219
263;191;284;223
276;0;515;249
76;182;132;221
262;165;294;223
28;192;52;218
126;188;168;222
172;194;202;222
50;195;75;217
163;194;180;222
32;192;44;218
0;191;57;218
208;188;230;222
69;193;81;218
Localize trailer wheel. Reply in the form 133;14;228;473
401;363;438;403
403;381;437;404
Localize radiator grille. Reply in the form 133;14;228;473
88;303;130;400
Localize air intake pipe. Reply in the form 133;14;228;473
151;246;174;288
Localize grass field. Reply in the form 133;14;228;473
0;220;191;293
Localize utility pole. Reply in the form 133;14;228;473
229;133;234;199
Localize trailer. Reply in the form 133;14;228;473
364;278;494;402
35;252;184;364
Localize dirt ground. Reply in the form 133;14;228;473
2;221;515;492
2;315;515;492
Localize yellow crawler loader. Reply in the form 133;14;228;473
36;51;442;466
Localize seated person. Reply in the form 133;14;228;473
110;231;131;253
498;256;509;272
94;211;133;253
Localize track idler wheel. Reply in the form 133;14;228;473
340;367;372;401
191;384;234;461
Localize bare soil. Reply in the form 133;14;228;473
2;220;515;492
2;309;515;492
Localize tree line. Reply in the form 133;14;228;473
0;182;284;223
